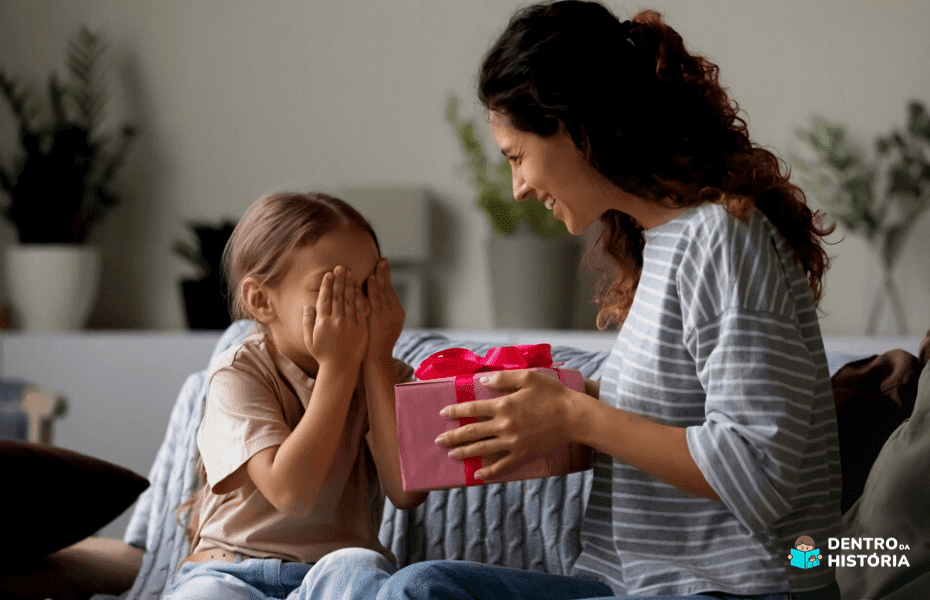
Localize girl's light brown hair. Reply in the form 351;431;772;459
223;190;382;322
177;190;381;549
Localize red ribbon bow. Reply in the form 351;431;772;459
414;344;554;380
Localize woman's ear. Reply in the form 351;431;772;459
241;276;276;324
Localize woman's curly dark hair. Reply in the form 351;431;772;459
479;0;834;329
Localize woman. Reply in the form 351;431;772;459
380;2;841;599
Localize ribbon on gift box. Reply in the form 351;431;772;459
414;344;555;380
414;344;559;485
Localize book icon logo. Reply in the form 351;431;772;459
789;535;822;569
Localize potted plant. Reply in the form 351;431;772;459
0;25;137;330
446;96;582;329
791;100;930;335
174;220;237;330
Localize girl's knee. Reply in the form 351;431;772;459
163;575;251;600
378;561;448;597
162;563;257;600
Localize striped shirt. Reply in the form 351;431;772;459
571;202;842;596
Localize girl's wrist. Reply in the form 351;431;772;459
315;359;361;382
363;353;394;370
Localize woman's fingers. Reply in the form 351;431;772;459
435;400;502;449
475;369;534;391
474;453;523;482
438;397;496;422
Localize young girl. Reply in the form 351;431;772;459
166;191;427;600
381;2;841;599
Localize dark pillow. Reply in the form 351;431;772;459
0;439;149;574
831;349;922;513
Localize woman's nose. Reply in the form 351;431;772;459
512;173;530;202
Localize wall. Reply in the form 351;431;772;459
0;0;929;335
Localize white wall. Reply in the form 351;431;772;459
1;0;929;335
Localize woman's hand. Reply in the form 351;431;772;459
366;258;405;363
434;369;579;481
302;265;369;370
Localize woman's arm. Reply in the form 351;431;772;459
435;369;719;502
567;384;719;501
362;258;428;510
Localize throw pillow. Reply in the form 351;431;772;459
831;349;921;513
0;439;149;574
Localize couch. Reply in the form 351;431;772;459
3;320;929;600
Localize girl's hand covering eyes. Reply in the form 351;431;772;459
366;258;405;362
302;265;369;370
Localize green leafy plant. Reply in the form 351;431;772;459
0;25;137;244
446;96;569;237
791;100;930;334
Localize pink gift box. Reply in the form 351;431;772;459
395;346;594;492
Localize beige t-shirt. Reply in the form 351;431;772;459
193;329;413;565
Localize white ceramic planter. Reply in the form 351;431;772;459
488;233;582;329
4;244;102;331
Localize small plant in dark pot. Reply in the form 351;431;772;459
174;220;236;330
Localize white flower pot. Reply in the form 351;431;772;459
4;244;102;331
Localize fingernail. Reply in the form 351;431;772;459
447;450;459;460
439;406;451;417
474;471;484;481
434;435;446;447
479;375;491;384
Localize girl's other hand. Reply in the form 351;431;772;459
366;258;405;362
302;265;369;370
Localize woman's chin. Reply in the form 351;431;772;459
560;215;583;236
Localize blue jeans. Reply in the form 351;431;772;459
375;560;842;600
163;547;395;600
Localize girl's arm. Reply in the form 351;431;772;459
435;370;719;502
246;267;370;517
363;258;428;509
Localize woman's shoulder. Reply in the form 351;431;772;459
678;201;780;257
